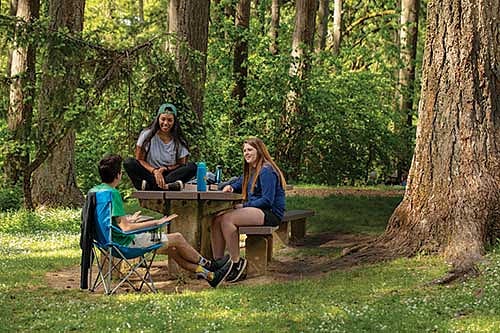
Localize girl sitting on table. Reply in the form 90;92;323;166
124;103;197;191
210;137;286;283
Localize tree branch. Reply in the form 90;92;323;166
344;10;396;37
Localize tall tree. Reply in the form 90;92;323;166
168;0;210;121
269;0;280;55
347;0;500;281
31;0;85;207
331;0;342;55
5;0;39;184
231;0;250;112
5;0;19;77
277;0;316;180
138;0;144;22
395;0;420;177
316;0;329;52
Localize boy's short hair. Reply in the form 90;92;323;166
98;154;122;183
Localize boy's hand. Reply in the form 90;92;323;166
129;211;142;223
165;214;178;221
158;214;178;225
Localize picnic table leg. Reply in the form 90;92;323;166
167;200;201;276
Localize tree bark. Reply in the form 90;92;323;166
347;0;500;281
395;0;420;177
5;0;19;77
231;0;251;112
31;0;85;207
331;0;342;55
269;0;280;55
168;0;210;121
138;0;144;22
5;0;39;185
316;0;329;52
277;0;316;180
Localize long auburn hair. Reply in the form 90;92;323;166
242;137;286;201
141;112;189;158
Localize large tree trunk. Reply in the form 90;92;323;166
5;0;39;185
231;0;250;113
168;0;210;121
347;0;500;281
315;0;329;52
395;0;420;178
277;0;316;180
269;0;280;55
331;0;342;55
31;0;85;207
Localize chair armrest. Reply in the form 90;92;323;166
111;221;170;236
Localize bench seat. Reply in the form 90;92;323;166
239;209;314;277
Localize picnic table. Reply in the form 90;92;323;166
132;186;242;272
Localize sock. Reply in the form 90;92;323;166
195;265;214;281
198;256;210;267
198;257;212;268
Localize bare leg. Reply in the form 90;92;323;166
211;214;227;259
166;233;202;269
167;247;198;272
219;207;265;261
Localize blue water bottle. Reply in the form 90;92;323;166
197;162;207;191
215;165;222;184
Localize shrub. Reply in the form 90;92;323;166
0;208;80;234
0;185;23;212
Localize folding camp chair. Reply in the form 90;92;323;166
88;190;168;295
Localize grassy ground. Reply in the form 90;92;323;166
1;187;500;332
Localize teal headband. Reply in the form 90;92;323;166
157;103;177;116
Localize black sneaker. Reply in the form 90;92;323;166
226;258;247;283
166;180;183;191
205;254;230;272
208;259;233;288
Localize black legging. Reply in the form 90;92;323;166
124;157;197;190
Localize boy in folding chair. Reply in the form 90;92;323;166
91;154;233;288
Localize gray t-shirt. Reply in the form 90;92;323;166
137;129;189;169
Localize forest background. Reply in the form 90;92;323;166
0;0;425;210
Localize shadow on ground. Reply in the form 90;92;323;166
46;188;397;293
46;232;375;294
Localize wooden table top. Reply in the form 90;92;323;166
132;190;242;201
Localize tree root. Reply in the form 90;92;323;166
332;236;483;286
431;261;480;285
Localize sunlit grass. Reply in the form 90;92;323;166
1;189;500;332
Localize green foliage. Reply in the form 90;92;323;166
0;184;23;212
1;0;424;201
0;208;79;234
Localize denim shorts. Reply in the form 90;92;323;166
262;209;281;226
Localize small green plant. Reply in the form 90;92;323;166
0;184;23;212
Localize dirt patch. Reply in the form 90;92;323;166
46;188;394;293
288;187;404;198
46;232;374;294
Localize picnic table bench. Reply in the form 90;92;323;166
133;184;315;278
239;209;315;277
